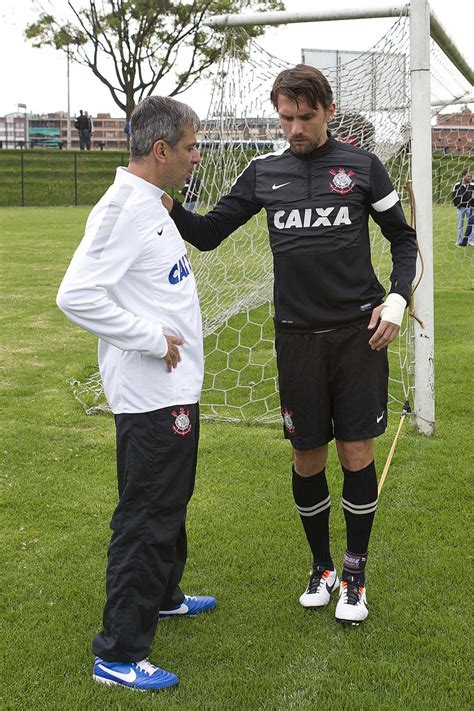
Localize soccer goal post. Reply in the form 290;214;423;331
71;2;473;436
192;0;472;436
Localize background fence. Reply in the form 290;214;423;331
0;146;464;208
0;150;129;207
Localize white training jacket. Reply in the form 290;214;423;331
57;167;204;414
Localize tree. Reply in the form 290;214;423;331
25;1;284;120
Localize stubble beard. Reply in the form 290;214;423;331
289;136;325;155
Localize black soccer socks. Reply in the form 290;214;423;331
292;466;333;570
341;461;378;582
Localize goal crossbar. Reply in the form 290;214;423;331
204;4;474;85
199;0;474;436
71;2;473;435
204;3;411;27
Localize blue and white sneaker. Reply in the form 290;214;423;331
159;594;217;619
93;657;179;692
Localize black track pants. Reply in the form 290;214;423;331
92;403;199;662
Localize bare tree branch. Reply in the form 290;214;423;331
25;0;285;117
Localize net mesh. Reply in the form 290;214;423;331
71;13;473;420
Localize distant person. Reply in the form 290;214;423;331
85;111;94;150
75;109;90;150
452;168;474;247
466;209;474;244
181;172;202;212
57;96;216;693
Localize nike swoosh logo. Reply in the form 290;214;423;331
97;664;137;682
377;411;385;423
272;181;291;190
157;228;163;236
162;603;190;615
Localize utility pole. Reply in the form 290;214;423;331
67;47;72;149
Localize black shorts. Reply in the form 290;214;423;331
275;322;388;450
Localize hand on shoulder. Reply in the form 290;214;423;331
161;192;173;213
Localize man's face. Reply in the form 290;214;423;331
277;94;335;154
463;172;472;183
164;125;200;188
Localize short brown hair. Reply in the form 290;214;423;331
270;64;334;111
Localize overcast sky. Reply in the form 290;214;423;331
1;0;472;119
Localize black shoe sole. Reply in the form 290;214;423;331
336;617;364;627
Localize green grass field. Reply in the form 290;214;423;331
0;150;185;207
1;206;473;710
0;148;465;208
0;147;263;208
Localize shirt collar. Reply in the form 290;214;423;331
115;166;164;200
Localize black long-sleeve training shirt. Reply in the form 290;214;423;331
452;180;474;208
170;135;417;333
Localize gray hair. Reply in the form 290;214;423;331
129;96;200;160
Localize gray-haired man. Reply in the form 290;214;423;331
57;96;216;692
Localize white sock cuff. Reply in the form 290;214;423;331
296;494;331;517
342;496;378;515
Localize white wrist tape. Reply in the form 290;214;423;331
380;293;406;327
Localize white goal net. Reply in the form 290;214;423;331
72;10;473;423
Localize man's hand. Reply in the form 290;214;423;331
368;293;406;350
161;192;173;213
164;334;184;372
368;305;400;350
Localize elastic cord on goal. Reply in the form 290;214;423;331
376;183;418;495
378;400;411;496
405;181;424;328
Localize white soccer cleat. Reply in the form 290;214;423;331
335;578;368;625
299;567;339;608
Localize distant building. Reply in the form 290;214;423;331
1;111;285;150
29;114;63;148
3;106;471;154
88;113;129;150
432;106;474;154
0;111;130;150
200;116;282;143
0;113;27;148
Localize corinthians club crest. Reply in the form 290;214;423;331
172;408;192;436
282;407;295;434
329;167;355;195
